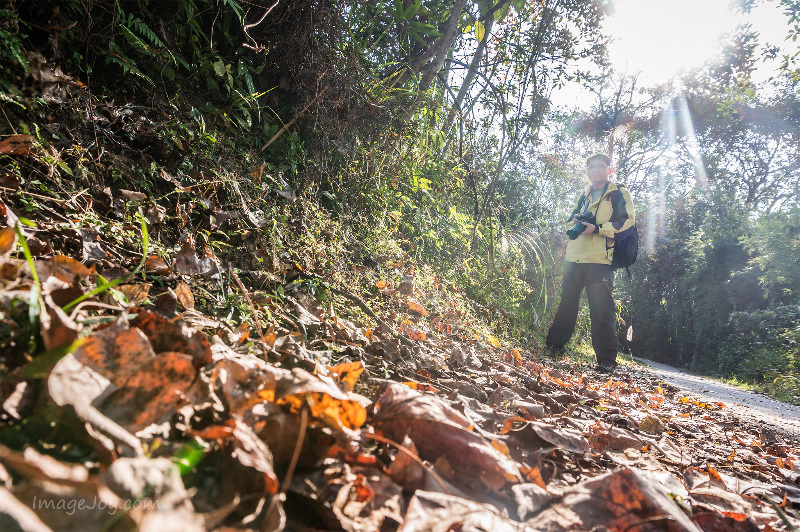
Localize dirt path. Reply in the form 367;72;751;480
633;357;800;440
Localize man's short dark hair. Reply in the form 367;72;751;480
586;153;612;167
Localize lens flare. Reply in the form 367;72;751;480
676;93;708;189
504;225;556;319
649;91;709;248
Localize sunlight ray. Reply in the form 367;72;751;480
677;93;708;189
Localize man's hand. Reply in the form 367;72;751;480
581;222;596;235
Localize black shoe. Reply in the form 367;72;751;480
542;345;566;358
595;363;616;375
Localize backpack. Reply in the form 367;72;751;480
571;183;639;277
608;185;638;277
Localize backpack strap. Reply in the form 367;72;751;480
609;183;626;222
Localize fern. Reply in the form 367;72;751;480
124;12;166;50
0;91;26;109
109;6;191;85
0;14;29;72
102;40;155;86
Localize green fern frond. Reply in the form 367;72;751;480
126;13;165;49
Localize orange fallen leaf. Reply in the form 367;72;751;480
520;465;547;489
500;416;528;435
402;381;438;393
407;330;426;342
0;227;16;255
0;134;32;155
189;425;235;441
328;361;365;392
275;368;368;432
407;300;428;316
145;255;172;275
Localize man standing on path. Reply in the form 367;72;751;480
543;153;636;374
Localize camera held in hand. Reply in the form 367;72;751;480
566;212;597;240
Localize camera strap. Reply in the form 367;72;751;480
584;182;609;215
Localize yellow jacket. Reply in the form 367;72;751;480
564;182;636;265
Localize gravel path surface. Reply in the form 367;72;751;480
633;357;800;439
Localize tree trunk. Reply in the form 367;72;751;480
690;327;701;371
443;11;496;134
388;0;468;90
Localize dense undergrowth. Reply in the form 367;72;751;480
0;0;572;354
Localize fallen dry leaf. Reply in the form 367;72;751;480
373;383;522;494
59;318;199;432
400;490;539;532
173;241;219;277
118;283;152;305
145;255;172;275
174;281;195;309
39;294;80;351
0;134;32;156
327;361;365;392
0;227;16;256
407;300;428;316
530;468;701;531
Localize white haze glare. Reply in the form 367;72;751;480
553;0;789;108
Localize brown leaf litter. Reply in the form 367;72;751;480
1;197;800;532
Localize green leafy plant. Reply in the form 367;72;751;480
62;211;150;312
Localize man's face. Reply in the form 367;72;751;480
587;159;611;188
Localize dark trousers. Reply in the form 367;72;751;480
545;262;618;366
